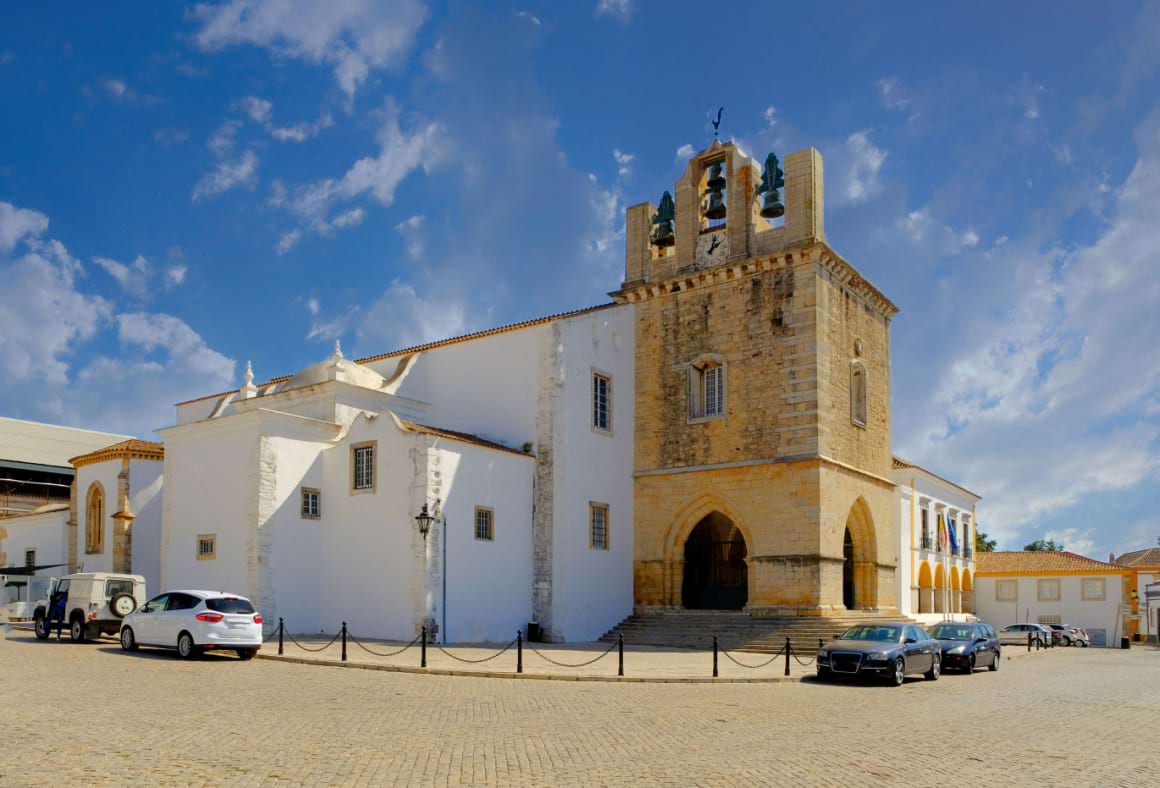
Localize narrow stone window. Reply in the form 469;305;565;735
196;533;216;561
351;441;376;492
590;502;610;550
688;355;726;421
301;488;321;519
850;361;868;428
85;482;105;554
592;371;612;433
921;509;930;550
25;549;36;569
474;506;494;541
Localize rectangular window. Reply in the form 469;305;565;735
592;372;611;432
25;549;35;569
1081;577;1106;601
1038;615;1062;626
589;503;609;550
1037;578;1061;601
196;533;216;561
301;487;321;519
351;442;376;492
704;365;723;417
996;579;1017;601
920;509;930;549
474;506;494;541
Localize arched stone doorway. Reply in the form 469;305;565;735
917;561;933;613
682;512;748;610
841;498;879;610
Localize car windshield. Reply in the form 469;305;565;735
931;625;975;641
205;597;255;614
839;625;901;642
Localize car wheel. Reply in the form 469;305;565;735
70;618;85;643
966;654;976;674
890;658;905;687
236;648;257;661
34;615;49;640
925;654;941;681
120;627;138;652
989;650;1000;671
1081;640;1089;648
177;631;198;659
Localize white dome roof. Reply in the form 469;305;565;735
283;341;385;392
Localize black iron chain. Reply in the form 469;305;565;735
720;645;784;670
347;632;421;658
526;640;618;668
283;630;341;653
433;638;518;664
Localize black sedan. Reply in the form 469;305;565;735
928;622;1000;673
816;623;941;686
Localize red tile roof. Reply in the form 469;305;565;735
976;550;1127;575
400;421;533;458
1114;547;1160;568
891;456;981;500
70;439;164;468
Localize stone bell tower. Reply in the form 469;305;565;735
614;141;901;617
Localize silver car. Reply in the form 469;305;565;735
997;623;1050;646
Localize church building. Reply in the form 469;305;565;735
90;141;979;643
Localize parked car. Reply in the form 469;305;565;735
1044;623;1089;646
817;623;941;686
32;573;146;642
119;590;263;659
997;623;1050;646
928;622;1001;673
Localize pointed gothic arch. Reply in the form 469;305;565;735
662;493;754;609
841;497;878;610
85;482;105;555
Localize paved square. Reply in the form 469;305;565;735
1;630;1156;786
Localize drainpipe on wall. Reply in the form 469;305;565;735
442;514;447;644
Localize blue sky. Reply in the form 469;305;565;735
2;1;1158;558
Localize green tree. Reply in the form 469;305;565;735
975;529;997;553
1024;538;1064;552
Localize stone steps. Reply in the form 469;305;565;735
600;611;918;654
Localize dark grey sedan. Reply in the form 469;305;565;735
816;623;941;686
928;622;1000;673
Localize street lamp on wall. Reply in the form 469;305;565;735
415;503;435;540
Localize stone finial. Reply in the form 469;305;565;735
333;340;344;361
240;359;258;398
244;360;254;387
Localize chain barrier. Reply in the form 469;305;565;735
283;630;342;653
720;645;785;670
347;631;421;658
433;638;518;664
791;651;817;666
527;639;618;668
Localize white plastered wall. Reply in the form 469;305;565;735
974;573;1126;646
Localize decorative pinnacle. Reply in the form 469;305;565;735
244;360;254;387
333;339;344;361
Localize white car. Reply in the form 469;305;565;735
119;590;263;659
997;623;1050;646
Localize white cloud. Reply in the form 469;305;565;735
239;95;273;124
92;254;152;299
675;143;695;160
875;77;910;110
613;148;634;178
275;229;302;255
192;149;259;201
595;0;633;23
208;119;242;157
1053;143;1073;164
763;106;778;127
192;0;429;98
238;95;334;142
357;279;468;352
103;78;128;98
832;130;887;206
153;128;190;147
165;263;187;287
395;214;425;259
1040;528;1098;558
0;202;50;251
959;229;980;248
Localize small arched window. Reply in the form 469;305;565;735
85;482;105;554
688;354;726;421
850;361;868;428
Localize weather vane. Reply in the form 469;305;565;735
711;107;724;140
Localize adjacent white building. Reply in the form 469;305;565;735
892;457;979;624
974;551;1129;647
1112;547;1160;642
159;304;635;643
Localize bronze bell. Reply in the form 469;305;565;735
703;191;726;220
760;189;784;219
650;220;675;247
706;161;726;192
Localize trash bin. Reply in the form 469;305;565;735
527;621;541;643
1120;636;1130;649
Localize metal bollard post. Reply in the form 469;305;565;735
341;621;347;662
517;630;523;674
278;617;284;656
421;625;427;668
1027;633;1032;652
712;636;719;678
785;636;791;677
818;638;824;652
618;633;624;677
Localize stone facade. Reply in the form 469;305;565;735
615;142;899;615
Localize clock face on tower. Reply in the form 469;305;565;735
695;229;729;267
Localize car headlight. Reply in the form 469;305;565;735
947;645;965;655
864;653;887;662
817;651;828;660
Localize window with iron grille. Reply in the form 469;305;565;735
301;487;320;519
25;549;35;569
689;358;725;420
592;372;611;432
196;534;216;561
352;442;375;491
590;503;609;550
474;506;494;541
921;509;930;549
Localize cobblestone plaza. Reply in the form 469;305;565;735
1;631;1157;786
